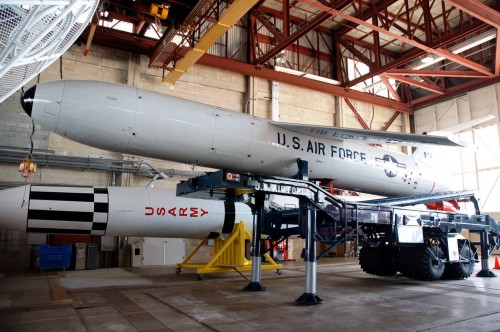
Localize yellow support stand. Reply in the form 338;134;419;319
176;222;282;279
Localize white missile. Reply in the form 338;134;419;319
20;80;470;197
1;185;252;239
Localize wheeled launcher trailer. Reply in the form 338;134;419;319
177;163;500;305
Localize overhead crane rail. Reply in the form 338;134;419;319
177;167;500;305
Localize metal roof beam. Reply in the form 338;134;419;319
344;99;370;129
334;0;400;37
256;5;331;34
412;76;500;108
442;0;500;28
299;0;494;77
195;52;413;114
164;0;259;84
251;9;284;42
254;11;332;65
252;0;354;65
336;38;376;68
256;33;331;61
387;69;489;78
380;76;401;102
382;111;401;131
385;74;445;94
496;29;500;75
341;35;400;58
346;21;488;86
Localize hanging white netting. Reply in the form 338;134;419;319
0;0;98;103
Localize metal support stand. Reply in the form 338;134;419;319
296;201;324;305
476;230;496;277
295;158;309;181
177;168;500;303
244;192;266;291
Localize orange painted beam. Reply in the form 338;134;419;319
442;0;500;28
298;0;494;77
195;52;414;114
387;69;489;78
386;75;445;94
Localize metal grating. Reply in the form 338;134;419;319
0;0;98;103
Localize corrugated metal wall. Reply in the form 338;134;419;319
255;17;333;77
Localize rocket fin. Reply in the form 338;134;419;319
270;121;466;147
412;115;495;162
425;115;495;136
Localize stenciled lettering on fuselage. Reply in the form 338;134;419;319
375;154;406;178
277;132;366;162
145;206;208;218
308;128;369;141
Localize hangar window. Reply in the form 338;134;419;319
99;18;134;33
97;17;163;40
347;58;397;99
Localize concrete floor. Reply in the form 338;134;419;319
1;257;500;332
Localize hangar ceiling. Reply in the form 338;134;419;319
82;0;500;114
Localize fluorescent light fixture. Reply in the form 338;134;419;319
303;73;341;85
421;56;435;64
452;29;496;54
411;56;444;70
274;66;341;85
350;85;365;92
274;66;304;76
409;29;496;70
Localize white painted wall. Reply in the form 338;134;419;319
415;83;500;214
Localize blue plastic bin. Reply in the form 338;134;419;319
38;244;72;271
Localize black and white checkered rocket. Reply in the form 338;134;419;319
27;186;109;235
1;185;252;239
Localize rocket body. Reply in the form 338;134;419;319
2;185;252;239
20;80;453;197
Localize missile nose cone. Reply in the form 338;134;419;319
20;85;37;117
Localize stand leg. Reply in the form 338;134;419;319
296;202;324;305
244;193;266;291
477;230;496;277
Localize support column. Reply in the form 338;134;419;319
296;158;309;181
127;53;140;87
476;230;496;277
296;201;324;305
244;192;266;291
401;112;411;155
246;75;257;116
272;81;279;121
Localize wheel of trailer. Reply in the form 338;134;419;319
443;241;475;280
359;246;397;276
420;245;445;281
397;247;419;279
397;245;445;281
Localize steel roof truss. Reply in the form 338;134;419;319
442;0;500;29
300;0;494;77
384;74;445;94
